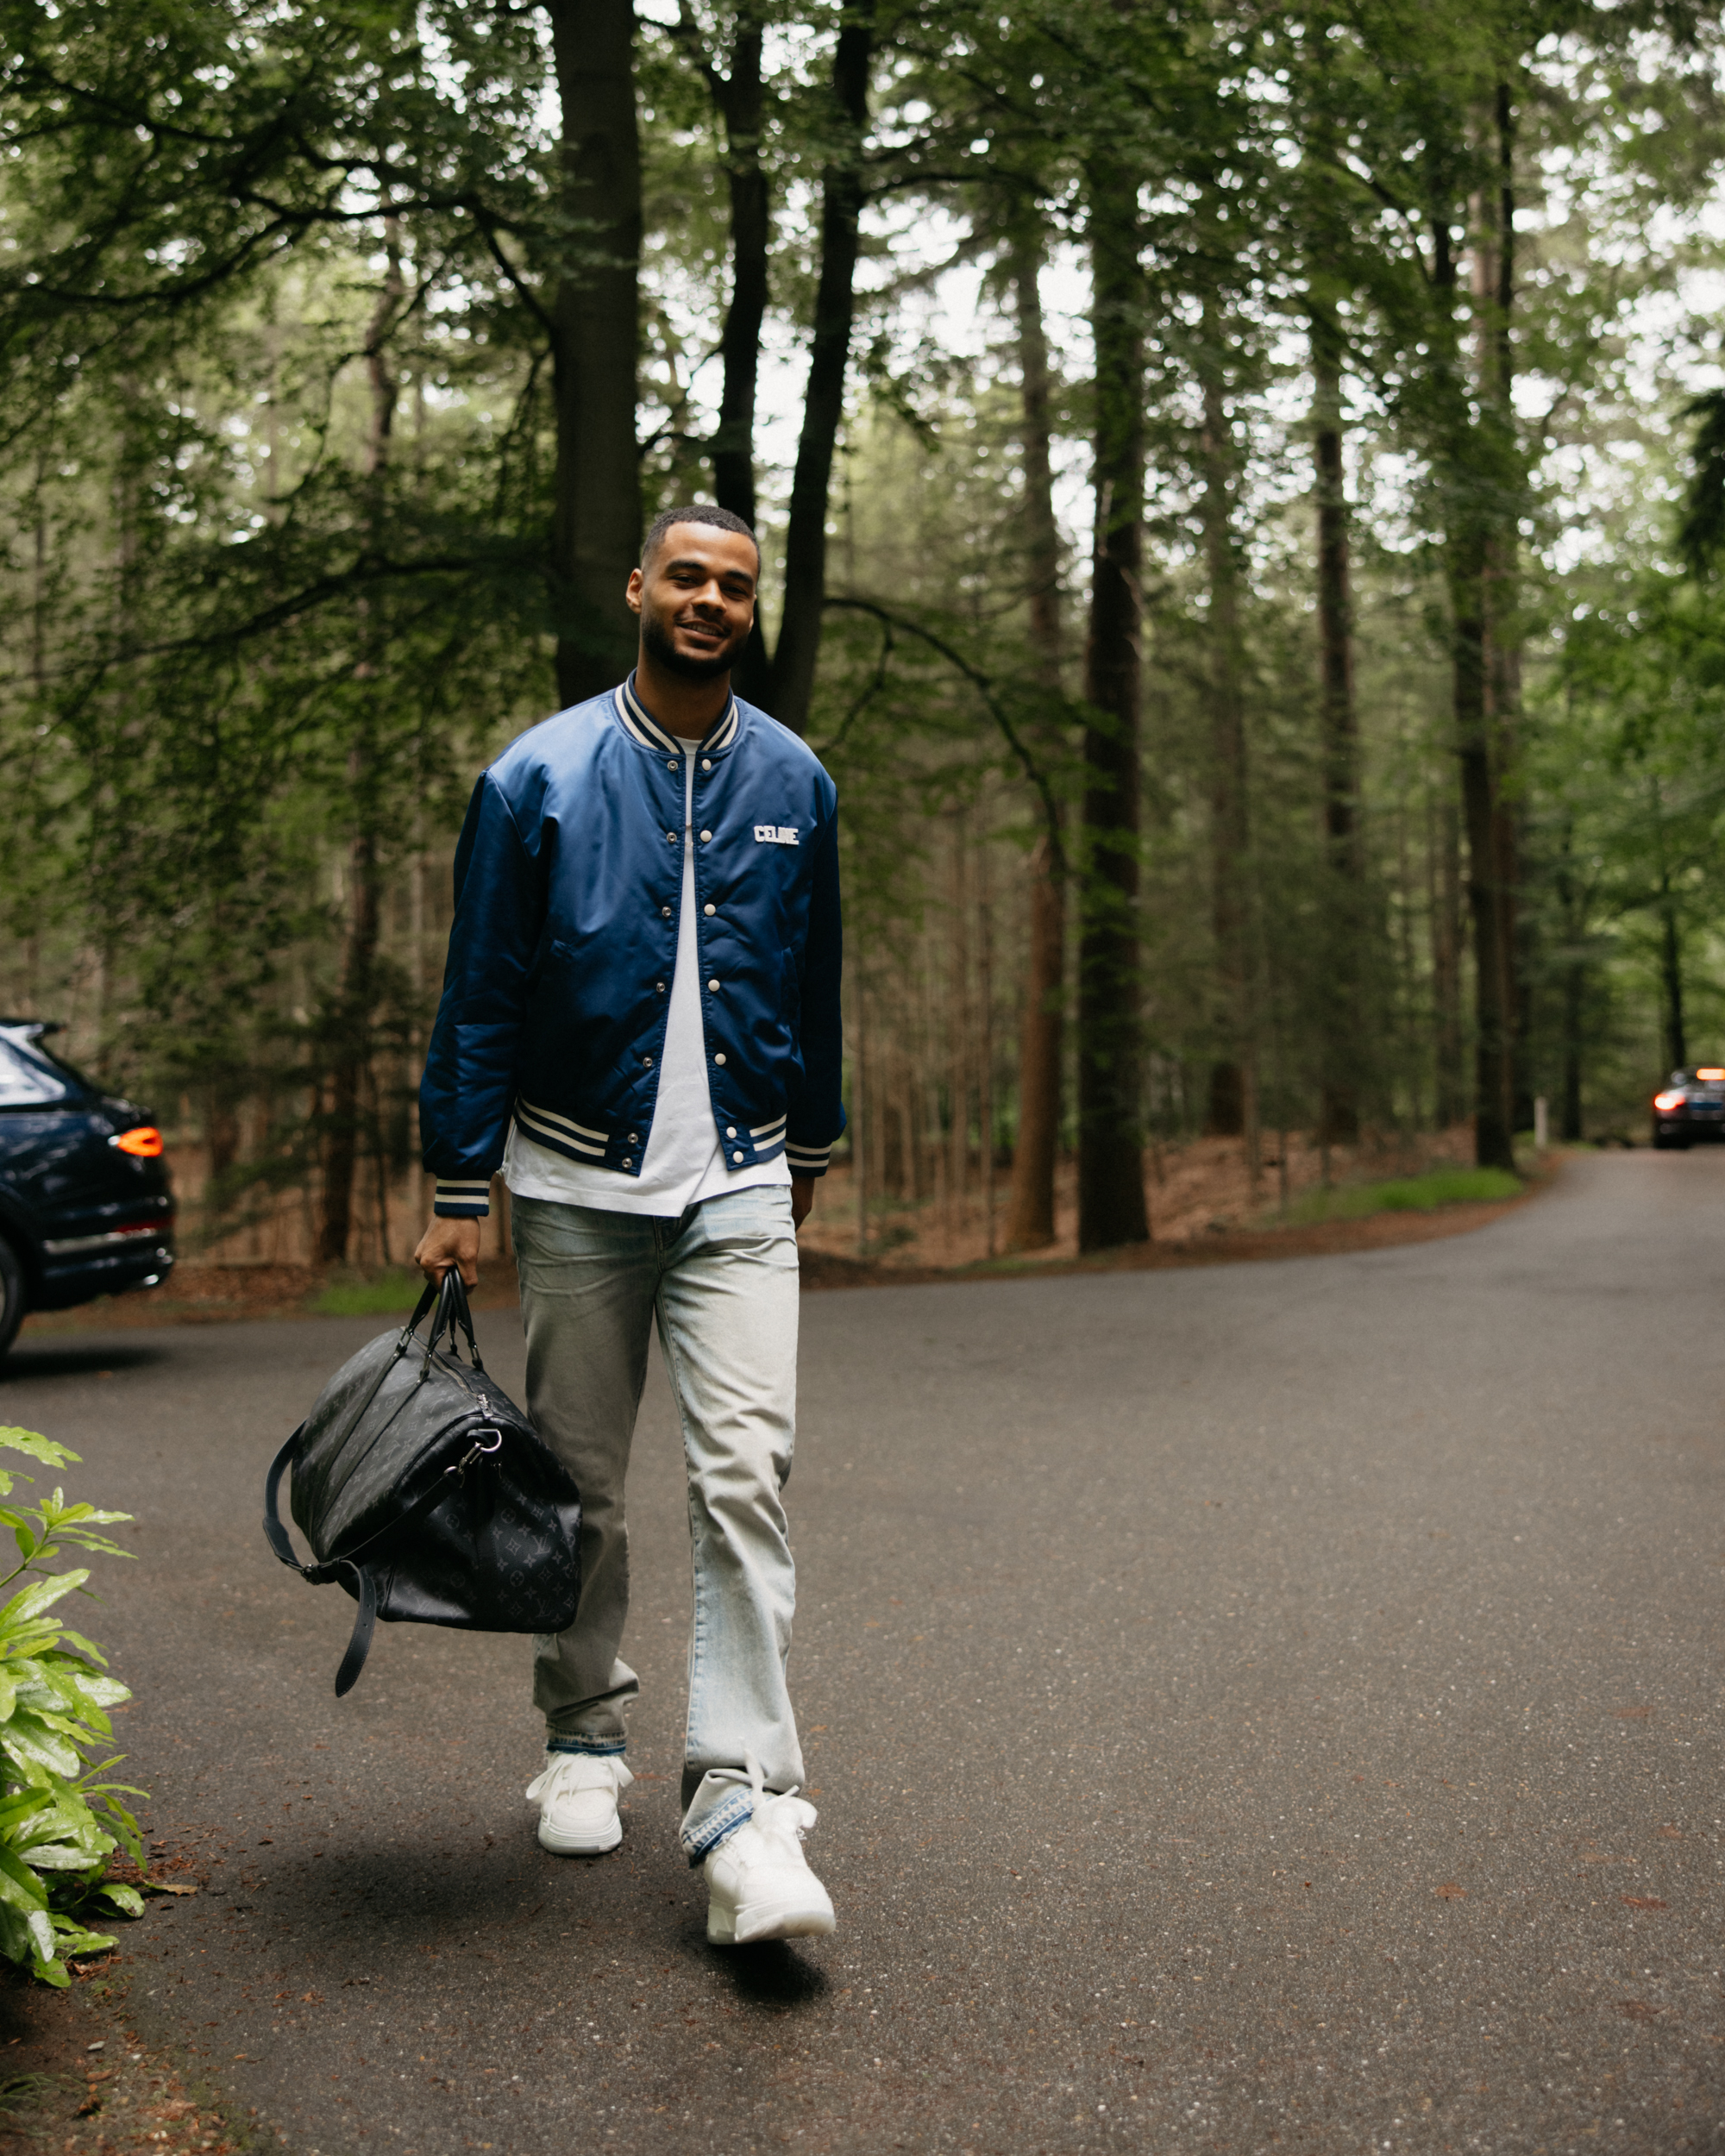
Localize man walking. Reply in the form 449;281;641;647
413;505;842;1946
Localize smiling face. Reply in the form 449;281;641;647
626;523;759;684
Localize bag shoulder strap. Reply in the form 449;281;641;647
329;1562;379;1697
264;1426;376;1695
262;1427;304;1570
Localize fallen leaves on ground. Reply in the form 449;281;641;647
0;1969;252;2156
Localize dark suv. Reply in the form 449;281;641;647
0;1022;175;1358
1650;1067;1725;1150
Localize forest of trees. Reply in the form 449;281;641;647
3;0;1724;1263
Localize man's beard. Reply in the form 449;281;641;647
640;605;746;682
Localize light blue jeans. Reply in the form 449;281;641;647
510;1187;806;1862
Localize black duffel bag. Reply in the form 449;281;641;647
263;1270;581;1695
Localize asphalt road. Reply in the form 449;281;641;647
1;1150;1721;2156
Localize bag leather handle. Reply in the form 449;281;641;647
403;1268;484;1370
428;1267;484;1370
317;1271;482;1488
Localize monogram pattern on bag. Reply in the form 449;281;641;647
371;1458;580;1634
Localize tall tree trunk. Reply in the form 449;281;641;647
1312;301;1361;1144
546;0;642;707
319;846;380;1263
1481;89;1525;1157
1076;156;1150;1252
1452;529;1514;1170
852;964;869;1253
1560;958;1584;1139
1431;182;1515;1172
1660;896;1686;1074
947;806;969;1225
319;227;401;1265
1554;821;1585;1141
1200;344;1252;1159
1009;833;1064;1246
768;0;875;735
1652;783;1686;1072
1003;212;1065;1253
695;3;773;704
978;822;995;1256
1475;91;1527;1144
1429;793;1466;1125
1508;799;1535;1134
1393;801;1421;1130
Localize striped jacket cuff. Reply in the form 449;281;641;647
434;1178;492;1219
784;1141;833;1179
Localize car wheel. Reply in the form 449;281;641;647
0;1238;24;1360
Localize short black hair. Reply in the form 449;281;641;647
642;503;759;571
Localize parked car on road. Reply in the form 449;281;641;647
0;1021;174;1358
1650;1067;1725;1150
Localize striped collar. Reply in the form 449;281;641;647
614;674;740;756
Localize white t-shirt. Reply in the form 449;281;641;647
502;735;792;1216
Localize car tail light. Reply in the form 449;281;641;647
1653;1089;1686;1112
111;1126;164;1158
1699;1069;1725;1081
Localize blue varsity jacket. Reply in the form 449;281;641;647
420;677;844;1218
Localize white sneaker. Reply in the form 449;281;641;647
703;1754;836;1945
524;1752;634;1856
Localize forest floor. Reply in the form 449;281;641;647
0;1952;251;2156
799;1119;1520;1269
17;1129;1565;1338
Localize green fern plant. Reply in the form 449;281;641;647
0;1427;145;1986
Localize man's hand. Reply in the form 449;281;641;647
791;1177;815;1231
414;1217;481;1288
